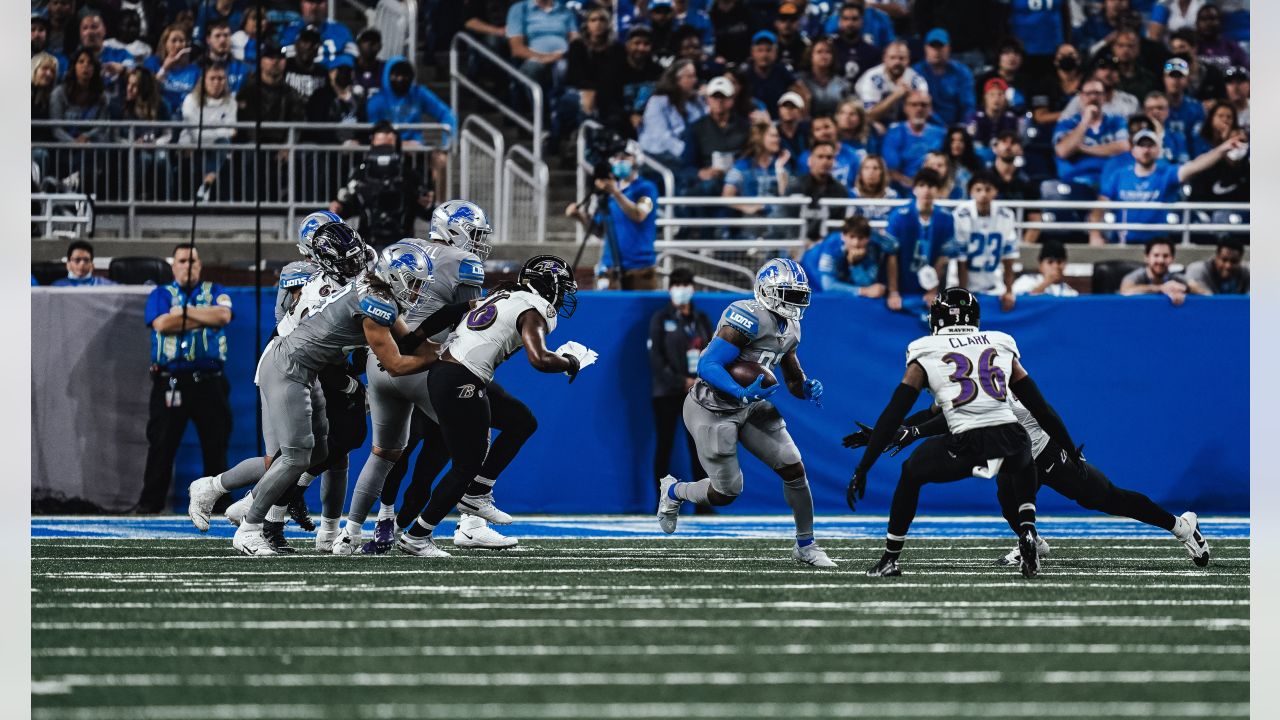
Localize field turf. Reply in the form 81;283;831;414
31;517;1249;719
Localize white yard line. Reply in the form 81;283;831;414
31;599;1250;611
31;567;1248;578
37;582;1250;592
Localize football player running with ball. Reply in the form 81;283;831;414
848;288;1083;578
657;259;833;568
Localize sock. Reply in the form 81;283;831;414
266;505;287;523
297;472;316;488
342;517;363;540
377;502;396;521
321;517;340;533
672;478;713;505
239;521;262;533
1017;503;1037;534
346;454;395;528
464;475;497;497
211;475;228;494
1172;515;1190;539
781;474;815;544
218;456;268;491
884;532;906;559
407;517;436;538
797;535;814;547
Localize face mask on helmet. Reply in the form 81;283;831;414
929;287;981;333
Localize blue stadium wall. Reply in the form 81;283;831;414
170;291;1249;516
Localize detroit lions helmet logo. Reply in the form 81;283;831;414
447;205;477;224
389;252;422;272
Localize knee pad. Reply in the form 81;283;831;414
709;472;743;500
277;445;313;470
778;462;807;489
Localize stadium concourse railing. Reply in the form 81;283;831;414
30;119;449;239
459;115;504;238
31;192;94;240
449;31;544;166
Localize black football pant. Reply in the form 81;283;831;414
306;382;368;476
384;381;537;528
139;371;232;512
412;362;493;529
995;441;1176;534
888;427;1037;539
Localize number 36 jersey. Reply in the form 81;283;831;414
907;327;1019;433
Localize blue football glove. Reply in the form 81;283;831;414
740;374;780;404
803;378;823;407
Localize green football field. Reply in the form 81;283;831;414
31;535;1248;719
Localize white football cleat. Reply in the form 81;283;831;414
231;525;277;556
186;476;222;532
225;491;253;527
455;493;513;525
793;541;838;568
1174;511;1210;567
330;527;359;556
994;535;1051;566
315;525;341;553
656;475;682;534
453;514;518;549
396;532;452;558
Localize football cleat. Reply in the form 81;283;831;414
331;527;358;556
792;541;837;568
453;514;518;549
396;532;453;558
656;475;682;534
455;493;513;525
232;525;277;556
1019;530;1040;578
1174;511;1211;567
866;555;901;578
262;521;297;554
358;517;396;555
186;476;222;532
225;491;253;527
287;495;315;532
315;525;341;553
994;536;1051;566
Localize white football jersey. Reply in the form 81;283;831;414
1009;396;1050;459
954;201;1019;295
906;327;1020;434
276;273;347;338
442;289;558;384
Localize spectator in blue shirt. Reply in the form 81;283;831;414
366;56;457;146
1052;78;1130;191
823;0;895;49
740;31;808;119
882;90;946;189
1009;0;1070;74
1161;57;1205;151
145;24;201;114
801;214;896;299
32;14;68;77
671;0;715;53
799;115;859;188
507;0;579;99
50;240;117;287
722;122;791;238
1142;91;1189;163
775;91;809;174
1094;128;1245;243
567;140;660;289
912;28;975;127
78;11;134;94
883;167;960;309
279;0;357;64
193;0;245;44
835;99;880;161
201;21;250;94
1073;0;1133;53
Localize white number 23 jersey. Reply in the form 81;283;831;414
907;328;1019;433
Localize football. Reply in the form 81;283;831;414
726;360;777;388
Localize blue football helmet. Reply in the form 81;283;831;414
430;200;494;260
374;242;435;310
297;210;344;257
754;258;811;321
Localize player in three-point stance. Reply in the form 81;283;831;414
847;287;1083;578
394;255;593;557
229;241;438;555
657;258;833;567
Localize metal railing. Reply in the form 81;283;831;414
31;193;94;239
31;120;448;238
450;32;544;165
459;115;504;234
500;145;549;245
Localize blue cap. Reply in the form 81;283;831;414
328;54;355;69
925;28;950;46
751;30;778;45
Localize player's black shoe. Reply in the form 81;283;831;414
1018;530;1040;578
287;495;315;532
262;521;297;554
865;555;902;578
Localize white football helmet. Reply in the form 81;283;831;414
297;210;344;258
430;200;493;260
753;258;811;321
373;242;435;311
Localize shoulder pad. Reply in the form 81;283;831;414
458;257;485;286
722;301;761;340
905;336;935;365
358;285;398;327
991;331;1020;359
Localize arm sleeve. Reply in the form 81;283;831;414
696;336;745;400
1010;375;1079;459
912;411;950;438
904;405;940;427
856;381;924;474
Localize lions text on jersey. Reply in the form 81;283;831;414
907;327;1019;433
954;201;1019;294
690;299;802;413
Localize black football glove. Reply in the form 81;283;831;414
846;468;868;512
562;353;581;384
841;421;874;449
887;425;922;457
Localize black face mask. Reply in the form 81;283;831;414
334;68;353;88
1056;56;1079;72
390;76;411;95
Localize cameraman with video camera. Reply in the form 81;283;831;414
565;139;659;290
329;120;434;250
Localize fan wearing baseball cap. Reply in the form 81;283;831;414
1096;126;1247;243
741;29;810;118
1160;55;1207;152
910;28;975;127
772;2;810;70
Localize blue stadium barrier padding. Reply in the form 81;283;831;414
167;291;1247;516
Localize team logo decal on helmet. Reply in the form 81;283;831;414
298;210;343;258
431;200;494;260
754;258;811;321
374;242;435;310
518;254;579;318
311;222;371;281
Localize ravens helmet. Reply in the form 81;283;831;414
519;254;578;318
754;258;811;321
430;200;494;260
297;210;343;258
930;287;981;333
311;222;371;281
